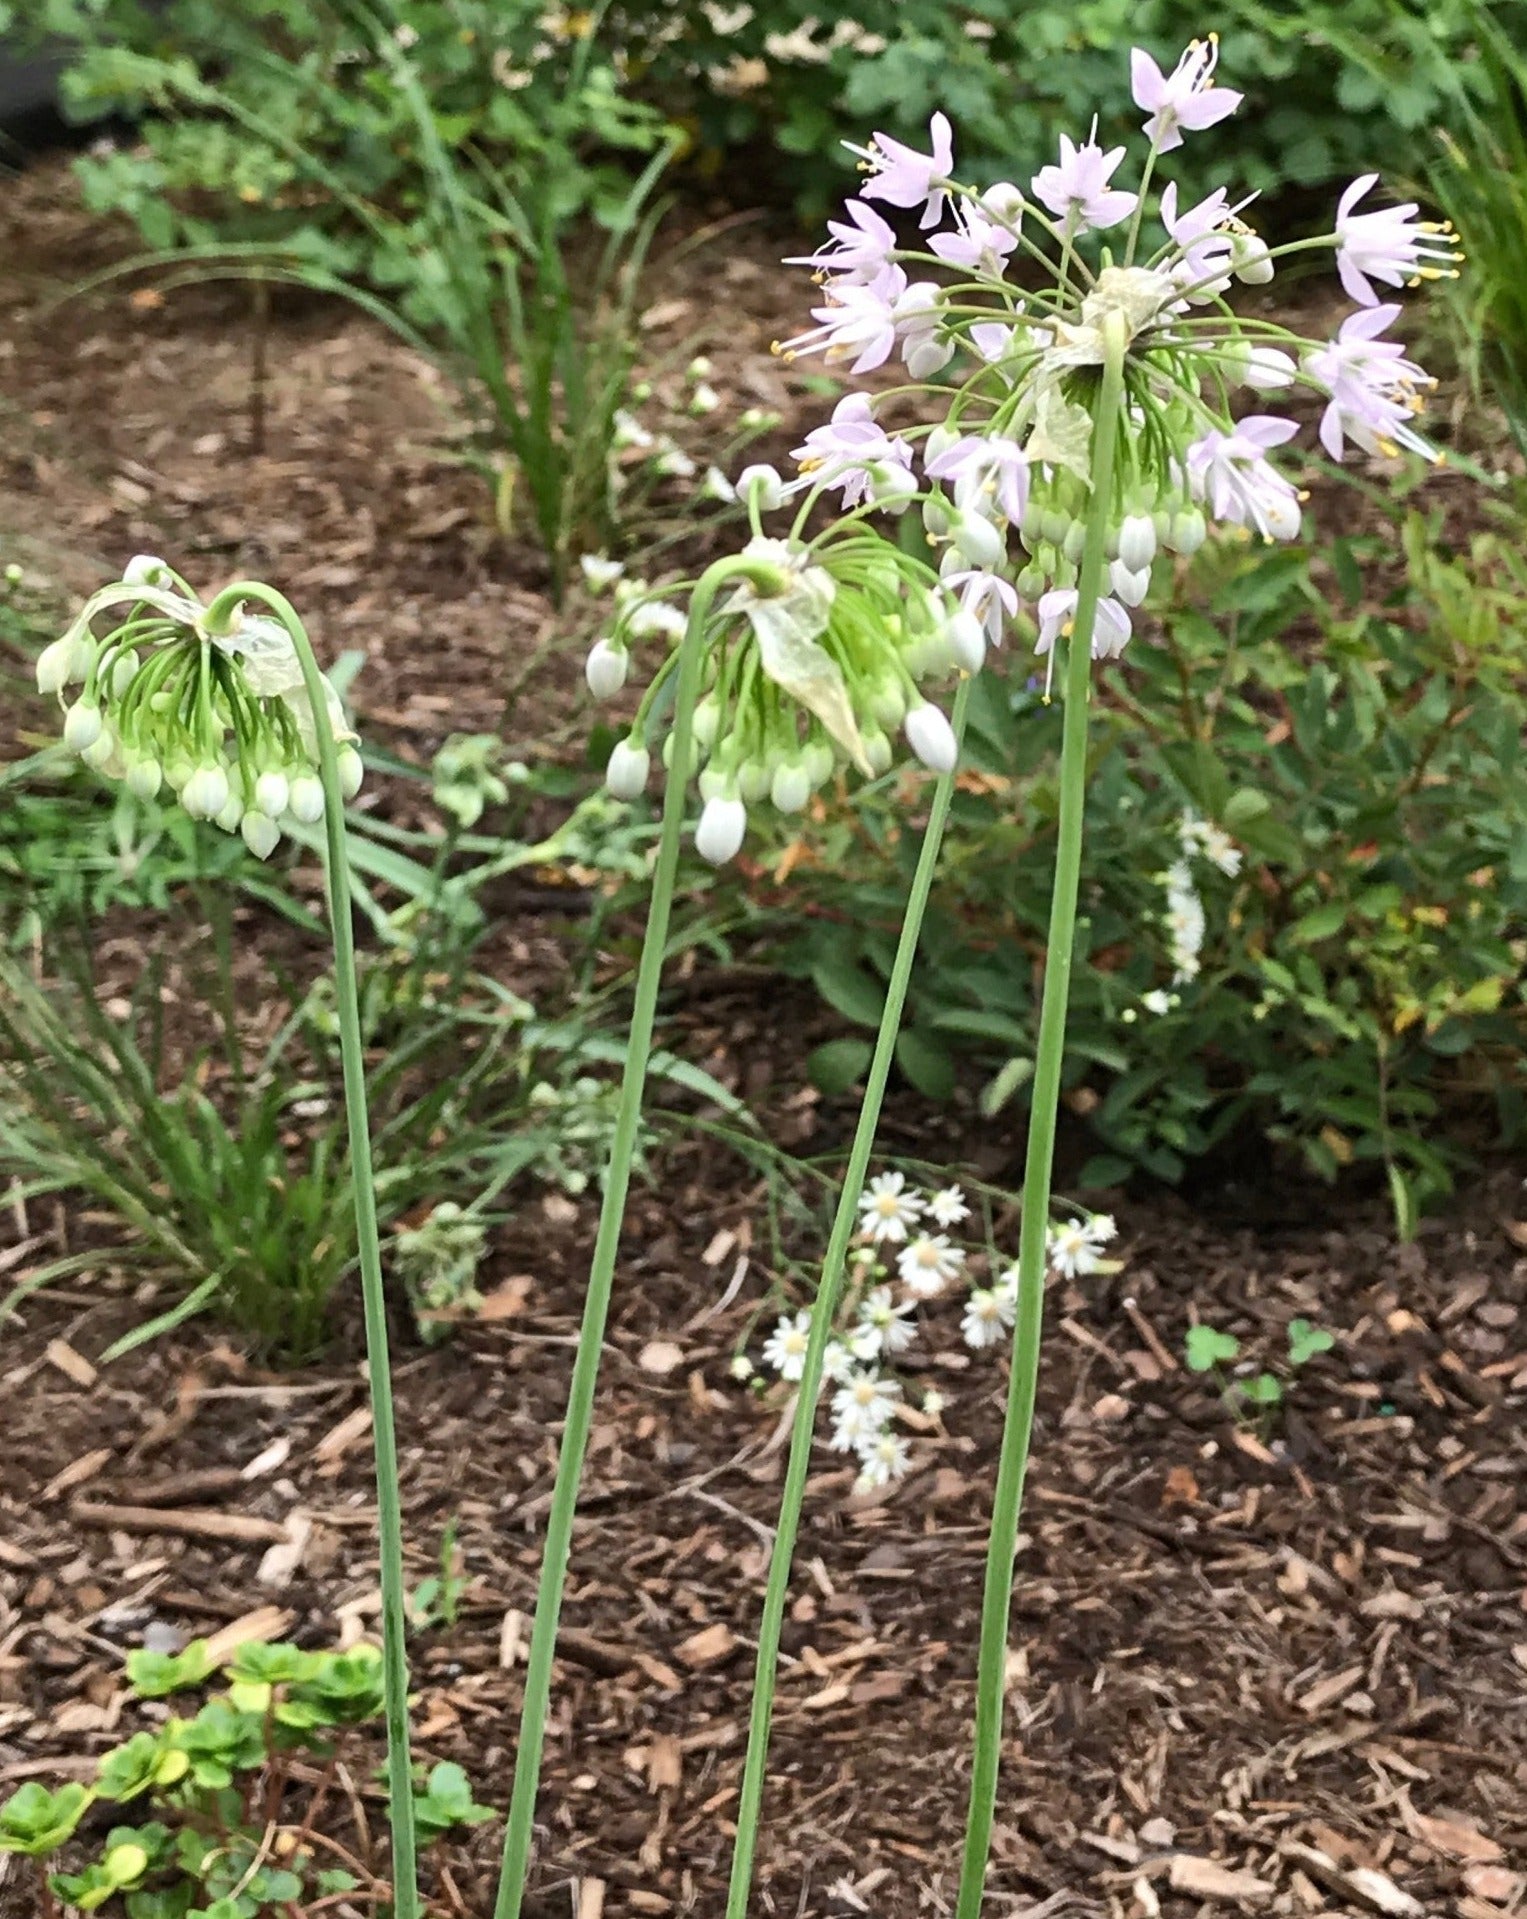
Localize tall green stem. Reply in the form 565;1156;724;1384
724;676;972;1919
953;309;1129;1919
203;581;419;1919
491;555;783;1919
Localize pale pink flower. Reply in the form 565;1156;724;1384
777;264;906;372
929;202;1018;273
1031;133;1137;234
789;199;897;284
1186;416;1303;541
792;392;914;505
1034;589;1132;662
925;435;1030;525
1335;175;1464;307
856;113;954;229
1131;38;1244;152
1303;305;1437;461
943;568;1020;646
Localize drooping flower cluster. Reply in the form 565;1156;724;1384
753;34;1458;683
735;1170;1120;1493
36;558;359;859
585;525;978;863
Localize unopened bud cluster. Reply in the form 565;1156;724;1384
38;558;359;860
585;526;973;864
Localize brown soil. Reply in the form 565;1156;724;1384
3;159;1527;1919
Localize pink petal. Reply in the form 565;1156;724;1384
1179;89;1243;132
1131;47;1167;111
930;111;953;171
1340;303;1401;342
1319;403;1346;462
1336;252;1378;307
1337;173;1378;224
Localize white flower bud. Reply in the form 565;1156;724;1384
1061;520;1087;564
254;770;290;818
1230;230;1274;284
870;463;919;513
36;634;89;696
1117;514;1157;573
336;745;364;800
241;811;281;860
125;757;162;802
109;649;140;697
689;382;720;415
695;794;747;865
870;679;907;730
1016;561;1048;600
952;512;1004;569
863;727;894;777
3;563;21;586
979;180;1025;223
770;760;812;813
182;763;231;821
1109;560;1152;607
215;788;246;834
737;758;772;805
80;728;118;771
1168;509;1207;555
288;773;325;823
803;740;836;788
585;638;629;700
904;701;958;774
63;700;104;752
923;497;952;538
697;764;728;803
580;555;626;593
122;554;170;587
736;463;787;512
945;607;987;674
905;335;955;379
604;737;650;799
661;730;698;778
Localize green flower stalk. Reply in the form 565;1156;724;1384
37;563;419;1919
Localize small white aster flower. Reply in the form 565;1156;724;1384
822;1338;856;1384
857;1169;925;1244
897;1232;966;1296
857;1284;918;1356
854;1430;912;1490
927;1184;970;1227
1142;988;1176;1016
762;1309;812;1382
922;1388;945;1418
994;1262;1020;1306
962;1286;1016;1350
1046;1214;1116;1278
729;1352;756;1381
830;1368;902;1449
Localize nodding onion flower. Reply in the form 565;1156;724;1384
38;557;359;860
743;35;1458;687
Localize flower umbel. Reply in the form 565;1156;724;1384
39;561;358;859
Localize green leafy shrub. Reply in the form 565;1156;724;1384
760;514;1527;1219
0;1637;492;1917
609;0;1499;216
31;0;670;258
1427;3;1527;453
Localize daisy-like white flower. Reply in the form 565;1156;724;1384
857;1284;918;1356
962;1286;1017;1350
854;1430;912;1490
858;1169;924;1244
994;1263;1020;1307
1130;37;1243;153
1046;1214;1117;1279
762;1309;812;1382
822;1339;856;1385
897;1231;966;1296
1031;131;1137;234
853;112;954;229
1335;175;1463;308
927;1184;970;1228
1142;988;1176;1016
1180;809;1243;877
1163;858;1207;982
1184;417;1303;542
729;1352;756;1381
830;1369;902;1449
1303;305;1437;462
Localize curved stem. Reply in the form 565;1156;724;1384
953;308;1129;1919
723;676;972;1919
202;579;419;1919
491;554;784;1919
